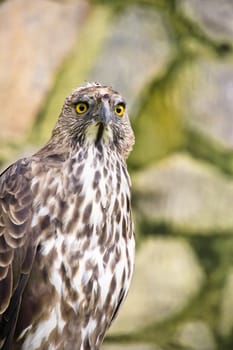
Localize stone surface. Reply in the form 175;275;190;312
178;0;233;44
174;58;233;151
218;269;233;337
128;82;184;169
90;4;176;111
109;238;204;334
34;4;113;145
1;0;233;349
175;321;217;350
0;0;88;142
133;153;233;234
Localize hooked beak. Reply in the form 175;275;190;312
98;100;111;126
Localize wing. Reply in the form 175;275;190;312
0;159;36;349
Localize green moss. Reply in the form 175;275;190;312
90;0;174;9
185;127;233;177
30;5;114;146
130;92;181;168
0;143;18;169
128;54;194;170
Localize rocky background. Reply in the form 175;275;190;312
1;0;233;349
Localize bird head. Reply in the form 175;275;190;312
53;82;135;159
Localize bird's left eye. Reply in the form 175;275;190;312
114;104;125;117
75;102;89;114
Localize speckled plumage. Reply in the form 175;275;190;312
0;83;135;350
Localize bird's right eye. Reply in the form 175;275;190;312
75;102;89;115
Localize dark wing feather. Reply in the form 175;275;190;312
0;159;36;348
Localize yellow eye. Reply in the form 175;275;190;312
114;104;125;117
75;102;88;114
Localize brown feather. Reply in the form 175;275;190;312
0;267;12;313
0;159;35;344
0;83;135;350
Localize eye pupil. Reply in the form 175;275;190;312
115;104;125;117
75;102;88;114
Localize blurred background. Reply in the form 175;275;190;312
1;0;233;349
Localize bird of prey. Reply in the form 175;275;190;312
0;83;135;350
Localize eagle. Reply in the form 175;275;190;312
0;83;135;350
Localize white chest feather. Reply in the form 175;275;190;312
21;146;135;349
